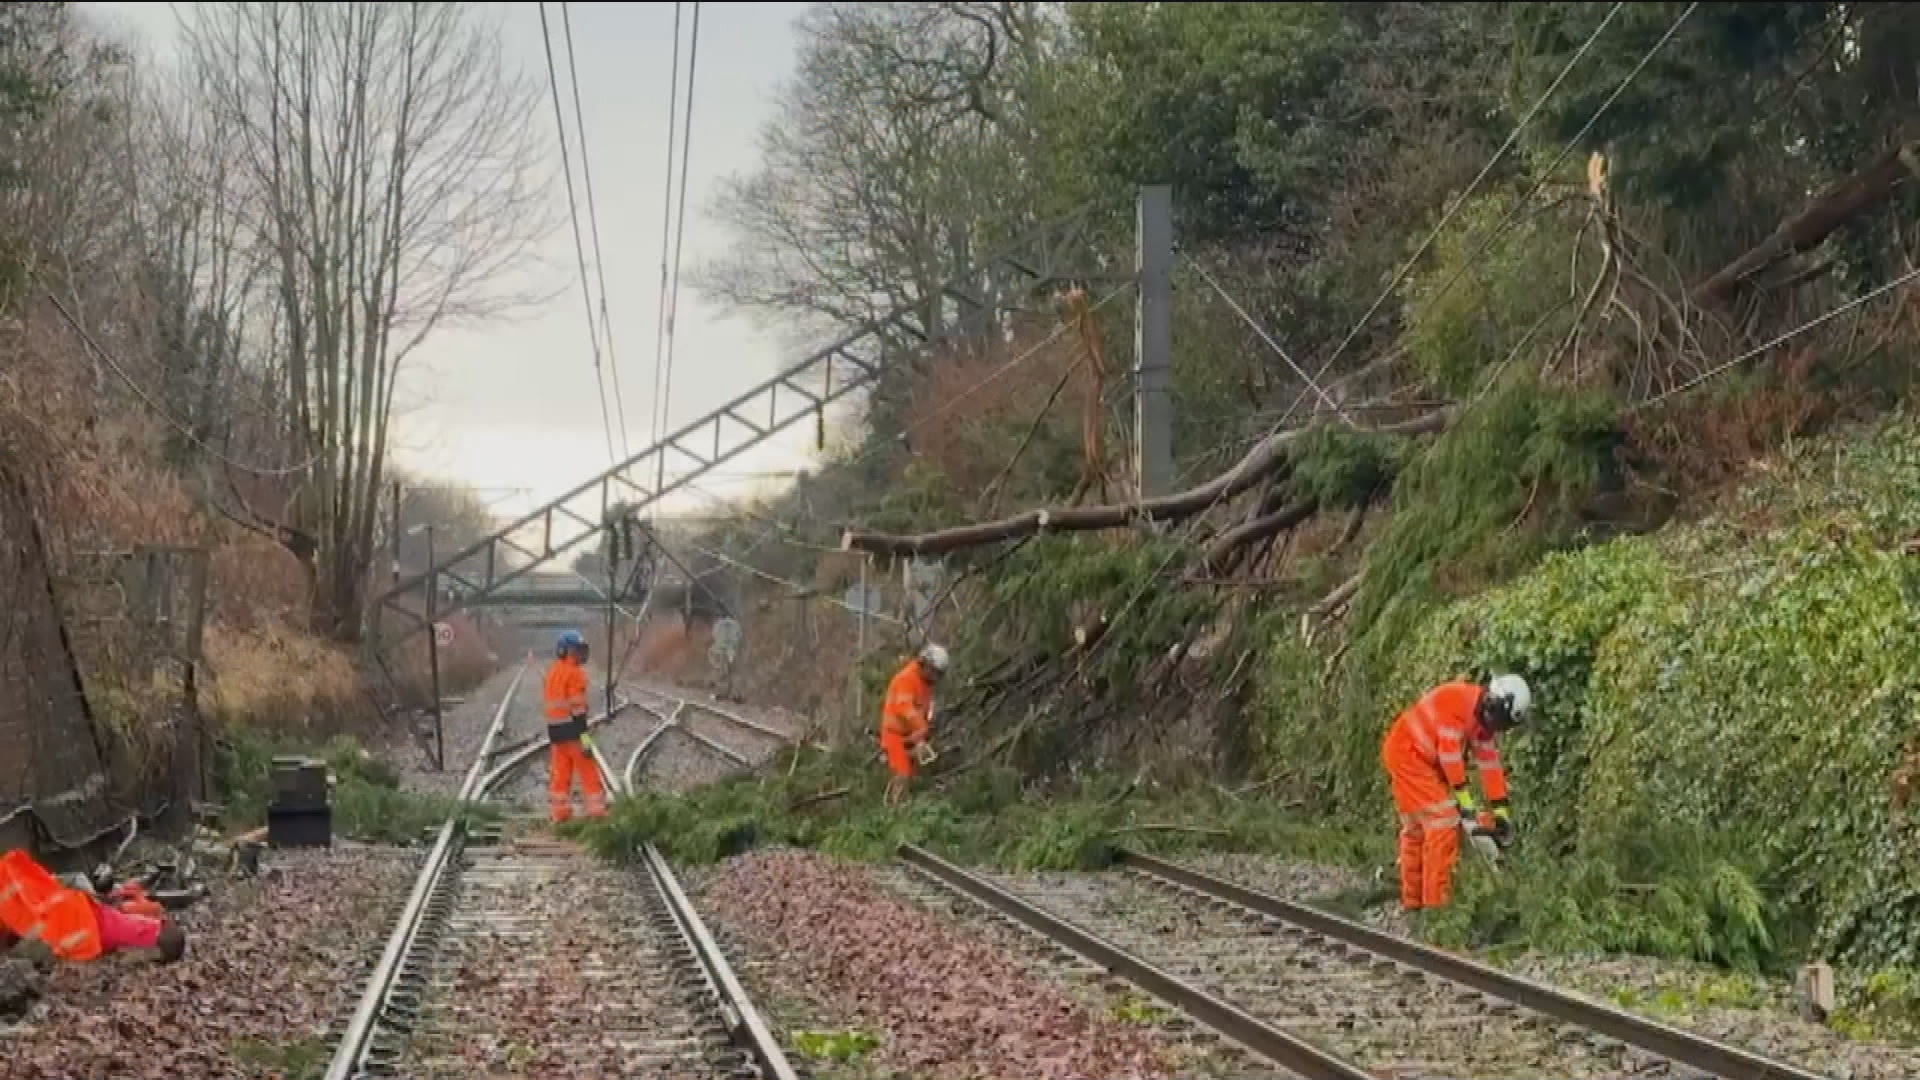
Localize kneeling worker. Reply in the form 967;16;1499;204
1380;673;1532;911
880;644;948;807
1;849;186;965
544;629;606;823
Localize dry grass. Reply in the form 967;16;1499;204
202;621;371;734
387;612;504;703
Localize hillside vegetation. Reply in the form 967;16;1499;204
0;3;530;855
627;2;1920;976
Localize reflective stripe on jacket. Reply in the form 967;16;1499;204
1382;680;1509;802
0;849;103;962
880;659;931;739
543;656;590;743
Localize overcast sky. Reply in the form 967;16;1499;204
83;1;816;525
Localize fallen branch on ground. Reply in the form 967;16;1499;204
1108;823;1233;838
1313;572;1363;616
787;786;849;811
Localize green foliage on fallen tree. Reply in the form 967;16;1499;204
575;743;1385;872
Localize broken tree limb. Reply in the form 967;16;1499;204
786;786;849;811
1108;823;1233;838
842;409;1451;557
1694;138;1920;306
1312;572;1363;616
1200;496;1318;574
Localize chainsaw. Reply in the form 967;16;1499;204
1465;811;1504;870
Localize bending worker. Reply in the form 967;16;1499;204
1380;673;1532;911
880;643;949;807
543;630;607;823
1;849;186;965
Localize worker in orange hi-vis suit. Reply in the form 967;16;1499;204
543;630;606;823
1379;674;1533;911
880;644;949;807
0;849;187;964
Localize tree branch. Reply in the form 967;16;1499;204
842;408;1451;556
1694;137;1920;306
1199;495;1318;575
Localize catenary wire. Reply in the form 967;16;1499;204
537;0;621;467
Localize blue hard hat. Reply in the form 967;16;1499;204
556;630;586;652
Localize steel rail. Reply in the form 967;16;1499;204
474;702;632;797
644;843;801;1080
896;844;1375;1080
321;662;528;1080
326;668;791;1079
627;685;797;745
1117;850;1835;1080
622;700;681;791
583;731;627;801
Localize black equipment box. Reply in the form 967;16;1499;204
270;757;331;812
267;806;333;848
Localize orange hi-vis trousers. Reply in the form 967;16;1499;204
1383;747;1459;910
548;739;606;823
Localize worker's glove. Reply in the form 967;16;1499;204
1489;803;1514;849
579;733;596;753
1451;787;1478;824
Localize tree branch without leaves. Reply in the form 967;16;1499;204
176;2;558;639
842;409;1451;556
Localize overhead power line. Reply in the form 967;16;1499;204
1179;253;1349;424
560;1;633;459
537;0;621;468
656;1;703;475
1632;266;1920;412
647;2;686;452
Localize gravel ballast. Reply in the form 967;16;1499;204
696;848;1175;1080
1177;852;1920;1080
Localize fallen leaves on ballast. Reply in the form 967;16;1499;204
698;848;1174;1080
1;847;417;1080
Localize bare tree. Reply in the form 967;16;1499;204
177;3;558;639
702;2;1053;345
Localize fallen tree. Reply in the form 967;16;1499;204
1693;137;1920;306
841;408;1451;557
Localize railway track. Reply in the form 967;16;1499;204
895;845;1833;1080
321;663;799;1080
618;686;795;794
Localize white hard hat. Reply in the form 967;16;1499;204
1486;673;1533;723
918;643;950;673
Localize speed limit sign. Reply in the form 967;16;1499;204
433;621;455;647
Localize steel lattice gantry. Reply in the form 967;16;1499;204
374;211;1123;639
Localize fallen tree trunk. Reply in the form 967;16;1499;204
843;409;1450;557
1694;139;1920;306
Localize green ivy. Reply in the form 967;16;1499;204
1256;412;1920;970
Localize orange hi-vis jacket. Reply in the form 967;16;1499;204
0;849;102;962
1382;680;1509;802
543;655;590;744
880;659;932;741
